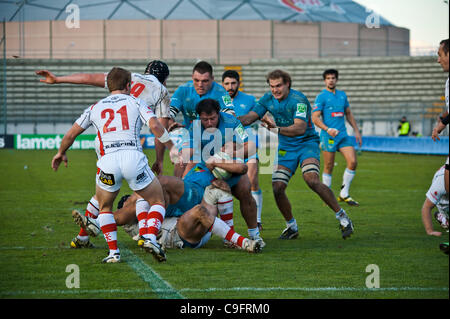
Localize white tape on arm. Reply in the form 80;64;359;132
158;129;171;143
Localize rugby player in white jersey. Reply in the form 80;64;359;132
36;60;171;175
37;61;173;249
52;67;176;263
421;165;449;238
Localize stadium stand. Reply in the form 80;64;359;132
3;55;447;135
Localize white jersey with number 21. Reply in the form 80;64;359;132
76;93;156;157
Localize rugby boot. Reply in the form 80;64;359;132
70;237;95;248
72;210;101;237
440;242;449;255
339;218;354;239
338;195;360;207
102;252;121;263
144;240;167;262
278;227;299;240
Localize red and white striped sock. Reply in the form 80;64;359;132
136;199;150;237
77;196;99;240
218;195;234;230
145;204;165;243
98;211;119;253
211;217;245;248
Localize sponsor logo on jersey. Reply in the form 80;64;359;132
331;112;344;117
99;170;115;186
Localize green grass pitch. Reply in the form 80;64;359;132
0;148;448;299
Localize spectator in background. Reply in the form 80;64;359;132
397;116;411;137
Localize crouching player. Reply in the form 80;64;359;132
73;158;264;254
420;165;449;254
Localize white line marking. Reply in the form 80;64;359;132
118;242;185;299
1;286;447;297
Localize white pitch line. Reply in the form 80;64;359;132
118;242;185;299
1;286;447;297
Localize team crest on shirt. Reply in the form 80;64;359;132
295;103;307;117
222;95;233;107
99;170;115;186
235;124;248;140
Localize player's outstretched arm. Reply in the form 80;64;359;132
421;198;442;237
51;123;85;171
36;70;105;87
238;111;260;126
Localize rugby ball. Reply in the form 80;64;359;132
211;152;232;180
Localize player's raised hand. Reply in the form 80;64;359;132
51;153;68;171
36;70;57;84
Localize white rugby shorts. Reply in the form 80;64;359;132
96;150;155;192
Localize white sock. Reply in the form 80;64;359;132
335;208;349;227
211;217;246;248
251;189;263;223
340;168;356;198
322;173;332;188
136;199;150;238
98;211;119;254
218;195;234;229
146;204;166;243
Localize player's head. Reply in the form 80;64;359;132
222;70;240;99
144;60;170;85
322;69;338;90
192;61;214;96
196;98;220;129
266;69;291;101
437;39;449;72
107;67;131;93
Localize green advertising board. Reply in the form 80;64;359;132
14;134;97;150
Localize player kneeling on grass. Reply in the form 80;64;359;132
420;165;449;254
73;158;263;253
52;67;178;263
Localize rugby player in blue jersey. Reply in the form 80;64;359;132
222;70;264;230
169;61;235;176
179;98;263;243
239;69;354;240
312;69;362;206
169;61;234;130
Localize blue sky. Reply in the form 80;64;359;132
354;0;449;54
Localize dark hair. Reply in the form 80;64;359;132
196;98;220;115
266;69;291;89
193;61;213;75
107;67;131;92
440;39;449;55
222;70;240;82
323;69;339;80
144;60;169;84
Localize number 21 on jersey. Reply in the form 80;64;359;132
101;105;129;133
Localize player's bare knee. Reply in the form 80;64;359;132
348;159;357;170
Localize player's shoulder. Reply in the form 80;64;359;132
335;89;348;97
258;91;273;104
237;91;256;102
290;89;310;104
316;89;329;98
